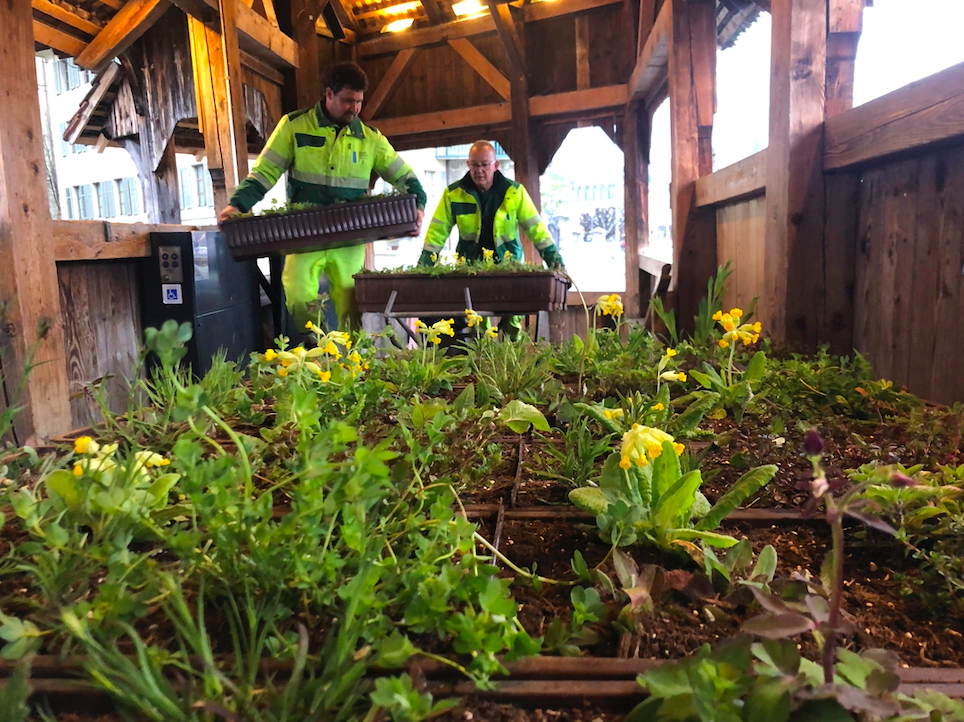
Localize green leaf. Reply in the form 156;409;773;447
745;678;791;722
652;470;702;539
498;399;550;434
0;657;31;722
742;613;814;638
45;470;82;511
651;440;682;501
613;548;638;588
623;697;663;722
723;538;753;575
689;369;717;391
569;487;621;517
375;631;417;668
750;545;778;583
667;392;721;436
745;351;767;384
752;639;801;677
695;465;777;531
453;383;475;414
789;699;854;722
672;529;738;548
146;474;180;507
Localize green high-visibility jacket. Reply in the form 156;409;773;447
229;102;426;213
420;171;563;268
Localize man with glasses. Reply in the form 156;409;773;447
418;140;564;339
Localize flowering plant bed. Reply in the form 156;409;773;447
6;277;964;720
220;193;418;260
354;269;570;313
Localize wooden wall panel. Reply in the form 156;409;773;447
851;144;964;405
58;262;143;428
587;3;634;88
716;196;766;315
365;38;507;120
527;15;577;96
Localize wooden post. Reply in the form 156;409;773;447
826;0;865;118
188;5;249;212
124;133;182;224
290;0;323;110
622;101;648;319
0;4;71;440
763;0;827;346
668;0;717;330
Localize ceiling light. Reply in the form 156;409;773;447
452;0;484;16
382;17;415;32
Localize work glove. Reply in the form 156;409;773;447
417;250;437;267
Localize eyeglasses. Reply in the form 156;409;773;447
468;161;494;169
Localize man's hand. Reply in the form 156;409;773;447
409;209;424;237
218;205;241;225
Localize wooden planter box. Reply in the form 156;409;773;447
354;270;570;314
220;195;418;260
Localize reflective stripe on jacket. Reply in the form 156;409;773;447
229;102;426;213
422;171;561;266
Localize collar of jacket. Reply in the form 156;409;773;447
313;101;366;139
456;169;513;204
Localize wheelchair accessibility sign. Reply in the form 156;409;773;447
162;284;183;305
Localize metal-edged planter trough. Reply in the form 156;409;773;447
220;194;419;260
353;269;570;314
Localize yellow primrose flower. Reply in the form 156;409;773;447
603;408;625;419
503;251;513;262
324;341;339;356
665;349;677;358
619;424;682;470
677;372;687;382
320;370;332;383
482;248;494;262
729;308;743;318
135;450;170;470
486;327;498;338
415;320;428;333
712;310;723;321
278;367;288;378
348;350;362;365
719;339;729;349
305;321;314;330
432;319;456;337
660;371;682;382
72;464;83;477
431;336;442;345
753;322;762;333
74;435;98;455
595;293;624;317
465;309;484;328
652;403;665;411
264;348;278;362
430;253;438;263
455;255;466;266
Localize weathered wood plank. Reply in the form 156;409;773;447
905;155;941;401
763;0;826;346
487;0;526;78
528;84;626;117
637;0;657;59
33;19;88;56
695;149;766;207
929;149;964;403
218;0;251;193
361;48;420;121
32;0;102;37
820;172;859;355
357;0;621;57
880;159;919;384
575;15;590;90
372;103;511;138
448;38;510;100
170;0;298;68
668;0;716;329
716;197;766;314
65;63;121;145
53;221;185;261
825;62;964;170
76;0;172;72
628;0;669;103
622;102;647;318
852;167;882;369
1;4;72;440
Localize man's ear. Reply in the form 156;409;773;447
493;160;500;172
324;87;334;103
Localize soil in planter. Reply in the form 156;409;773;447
482;518;964;667
435;700;626;722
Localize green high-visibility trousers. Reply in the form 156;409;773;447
281;245;366;331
